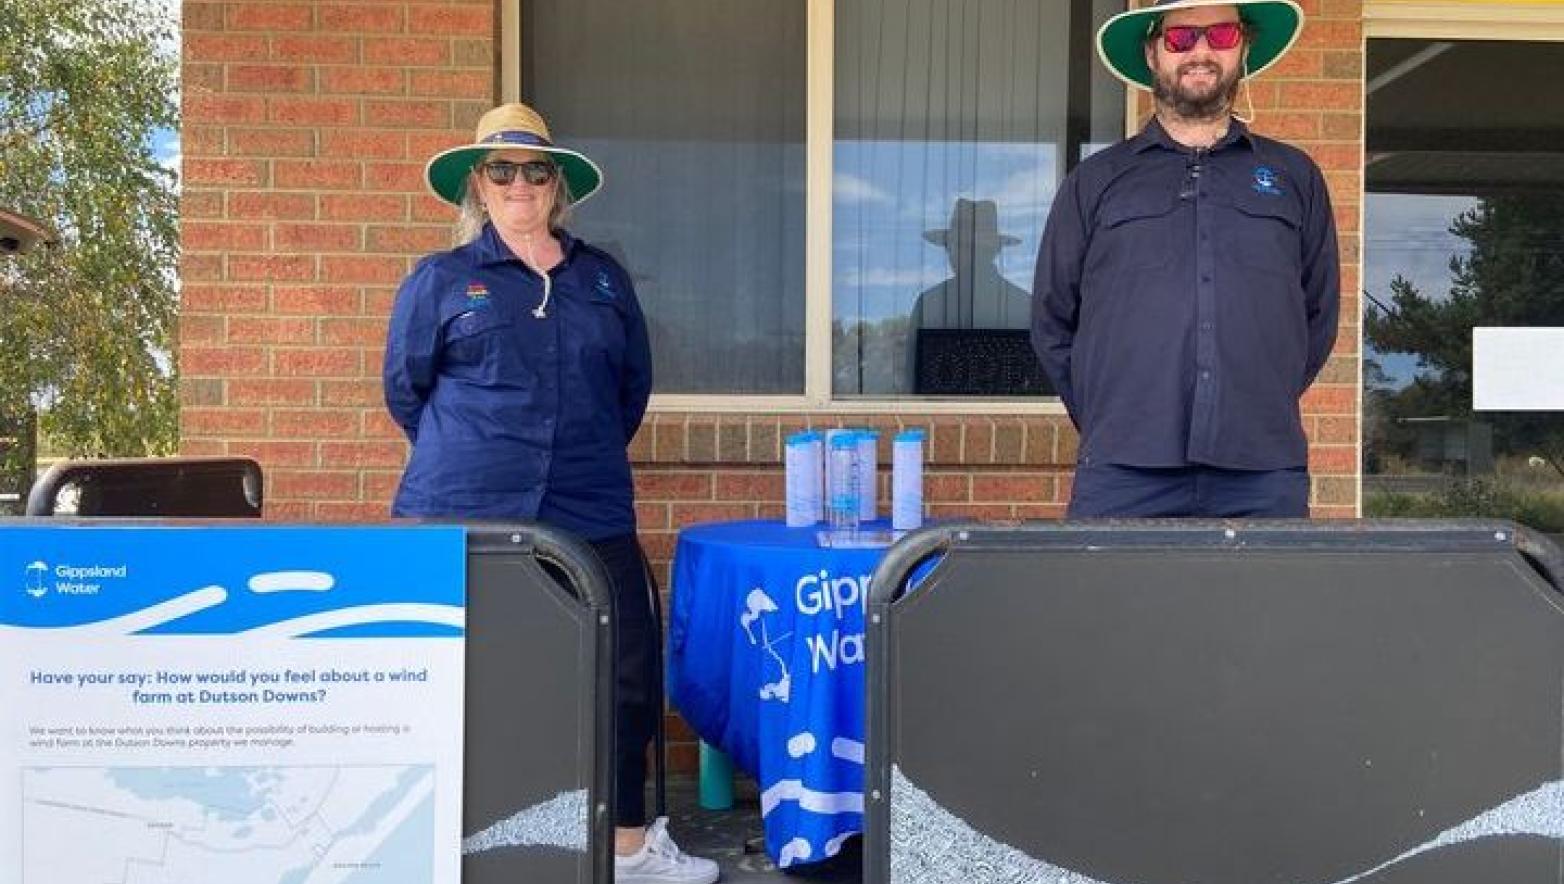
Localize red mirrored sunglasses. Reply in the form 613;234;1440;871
1159;21;1245;53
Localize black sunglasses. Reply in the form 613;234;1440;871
480;159;558;187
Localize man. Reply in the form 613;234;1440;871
1032;0;1337;518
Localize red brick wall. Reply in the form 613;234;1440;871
180;0;1364;773
179;0;496;521
1252;0;1364;519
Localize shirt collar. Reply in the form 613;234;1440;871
473;222;577;268
1132;115;1253;154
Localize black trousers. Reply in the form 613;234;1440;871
589;533;657;828
1067;463;1311;518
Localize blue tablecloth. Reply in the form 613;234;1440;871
668;519;886;869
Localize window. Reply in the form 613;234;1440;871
833;0;1125;398
512;1;1125;405
1361;36;1564;530
519;0;806;395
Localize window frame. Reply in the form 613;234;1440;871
1365;1;1564;40
1359;1;1564;517
498;0;1118;415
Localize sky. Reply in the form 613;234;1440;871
1362;192;1479;389
154;128;179;178
152;0;180;178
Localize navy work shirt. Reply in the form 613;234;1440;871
1031;118;1340;470
384;224;653;540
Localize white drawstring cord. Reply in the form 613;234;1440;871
1232;56;1255;125
520;233;552;319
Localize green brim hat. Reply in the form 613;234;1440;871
1097;0;1305;91
424;102;604;207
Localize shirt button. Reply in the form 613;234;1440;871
1200;370;1211;380
1202;275;1212;283
1201;322;1213;331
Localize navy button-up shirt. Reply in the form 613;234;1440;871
384;224;653;540
1032;118;1340;470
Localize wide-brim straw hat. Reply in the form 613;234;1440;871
1097;0;1305;92
424;103;604;207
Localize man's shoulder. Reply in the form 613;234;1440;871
1046;139;1148;212
1071;137;1147;181
1244;130;1323;178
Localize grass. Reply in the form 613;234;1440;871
1365;478;1564;534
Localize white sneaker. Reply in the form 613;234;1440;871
614;817;720;884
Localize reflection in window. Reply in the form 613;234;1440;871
833;0;1125;397
522;0;805;394
1363;39;1564;529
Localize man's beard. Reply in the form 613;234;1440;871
1152;60;1242;120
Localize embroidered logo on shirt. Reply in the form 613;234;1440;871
465;282;491;307
593;271;616;300
1252;166;1284;196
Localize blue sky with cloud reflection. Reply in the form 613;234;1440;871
1363;192;1478;389
833;140;1059;325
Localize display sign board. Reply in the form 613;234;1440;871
0;525;466;884
867;521;1564;884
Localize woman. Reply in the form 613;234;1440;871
384;103;718;884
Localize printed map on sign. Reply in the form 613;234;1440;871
22;765;432;884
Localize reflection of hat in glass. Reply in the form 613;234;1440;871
923;199;1019;249
1097;0;1305;92
424;103;604;207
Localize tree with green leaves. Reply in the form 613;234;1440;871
0;0;180;497
1365;193;1564;474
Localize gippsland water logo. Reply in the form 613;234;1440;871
23;560;129;598
25;560;48;599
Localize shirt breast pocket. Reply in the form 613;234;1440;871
1225;192;1303;278
442;308;517;371
581;292;627;365
1094;192;1182;274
